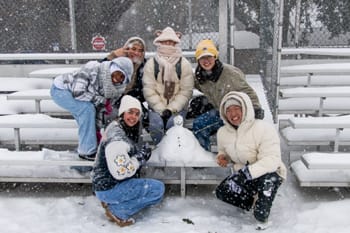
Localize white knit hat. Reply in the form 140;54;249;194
153;27;181;45
118;95;142;116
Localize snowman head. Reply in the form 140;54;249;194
173;115;183;126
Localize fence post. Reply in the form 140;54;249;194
219;0;228;63
272;0;284;123
69;0;77;53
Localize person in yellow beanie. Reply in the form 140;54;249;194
191;39;264;151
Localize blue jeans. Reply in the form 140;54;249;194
50;85;97;155
148;109;187;145
95;178;165;220
192;109;223;151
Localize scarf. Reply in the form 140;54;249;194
155;45;182;101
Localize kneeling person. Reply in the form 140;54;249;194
215;91;286;230
92;95;165;227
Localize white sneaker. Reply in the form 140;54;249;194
255;220;272;230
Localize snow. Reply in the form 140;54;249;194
1;75;350;232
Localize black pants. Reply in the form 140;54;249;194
215;172;282;222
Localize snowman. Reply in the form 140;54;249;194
149;115;215;163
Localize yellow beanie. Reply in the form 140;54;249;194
195;39;219;60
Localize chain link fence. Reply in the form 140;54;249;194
259;0;350;121
0;0;219;53
2;0;350;118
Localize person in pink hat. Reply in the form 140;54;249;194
142;26;194;145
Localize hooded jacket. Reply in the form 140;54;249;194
53;58;133;107
217;91;286;180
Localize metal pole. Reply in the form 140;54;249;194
229;0;235;65
188;0;193;50
218;0;228;63
69;0;77;52
272;0;284;123
295;0;301;48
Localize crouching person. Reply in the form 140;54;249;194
214;91;286;230
91;95;165;227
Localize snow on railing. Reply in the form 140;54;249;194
0;51;196;61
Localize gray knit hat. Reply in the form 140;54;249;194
224;98;241;112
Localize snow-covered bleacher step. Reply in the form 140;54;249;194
281;62;350;76
28;67;80;78
278;97;350;115
301;152;350;169
0;149;92;183
281;115;350;153
0;77;52;93
5;89;69;115
280;75;350;87
0;148;230;197
280;86;350;98
291;152;350;187
0;114;78;150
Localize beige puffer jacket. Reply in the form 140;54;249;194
142;57;194;114
217;91;287;180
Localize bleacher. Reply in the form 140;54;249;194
277;47;350;187
0;52;234;197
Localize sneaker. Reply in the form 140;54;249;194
105;208;135;227
255;220;272;230
78;153;96;161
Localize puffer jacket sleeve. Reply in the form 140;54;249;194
105;140;140;180
167;58;194;112
142;58;167;112
247;122;282;179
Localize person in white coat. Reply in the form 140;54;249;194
142;26;194;145
214;91;287;230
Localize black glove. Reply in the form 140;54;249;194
134;143;152;165
254;108;265;119
161;109;172;124
232;166;252;187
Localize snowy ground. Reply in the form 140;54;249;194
1;75;350;232
1;178;349;233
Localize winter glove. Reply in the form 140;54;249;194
104;99;113;116
232;166;252;187
161;109;172;124
254;107;265;120
134;143;152;165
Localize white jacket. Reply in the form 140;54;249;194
217;91;287;180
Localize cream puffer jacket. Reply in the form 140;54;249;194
142;57;194;114
216;91;287;180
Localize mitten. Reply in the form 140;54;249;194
254;108;265;119
232;166;252;187
134;143;152;165
161;109;172;123
105;99;113;115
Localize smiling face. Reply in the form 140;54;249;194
198;55;216;71
111;71;125;85
125;43;144;64
225;105;243;126
123;108;141;127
